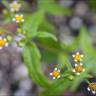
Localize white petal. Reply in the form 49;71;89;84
0;36;2;40
0;47;3;50
16;20;20;23
87;87;90;91
76;72;80;75
74;59;77;62
72;69;76;72
81;55;84;57
4;38;7;42
72;55;75;57
92;91;95;94
76;52;79;55
5;43;8;47
57;75;60;78
83;69;85;72
12;18;16;21
53;77;56;79
50;73;52;76
20;14;23;17
21;19;24;22
75;64;77;67
54;68;57;71
58;69;60;72
15;14;19;17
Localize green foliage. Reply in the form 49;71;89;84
23;42;50;88
23;11;45;37
38;0;71;16
88;0;96;11
2;0;96;96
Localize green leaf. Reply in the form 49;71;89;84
79;26;96;74
41;78;72;96
57;53;72;71
42;51;58;64
2;0;10;10
39;20;55;33
88;0;96;11
23;42;50;88
36;31;57;41
23;11;44;37
79;26;94;54
38;0;71;16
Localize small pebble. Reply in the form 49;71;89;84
69;16;83;30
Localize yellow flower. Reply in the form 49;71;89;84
87;83;96;94
50;68;61;79
10;1;21;12
13;14;24;23
0;36;8;49
72;52;84;62
72;63;85;75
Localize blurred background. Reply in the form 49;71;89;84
0;0;96;96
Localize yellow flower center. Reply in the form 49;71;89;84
0;39;6;47
75;65;83;72
12;4;18;9
16;16;22;21
52;71;60;77
89;83;96;91
75;54;81;61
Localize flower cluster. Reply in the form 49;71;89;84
72;52;85;75
10;1;25;48
49;52;85;79
0;1;25;50
2;1;95;95
10;1;24;24
87;83;96;95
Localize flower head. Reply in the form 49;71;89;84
87;83;96;94
0;36;8;49
72;63;85;75
50;68;61;79
72;52;84;62
13;14;24;23
10;1;21;12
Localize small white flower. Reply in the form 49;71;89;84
50;67;61;79
72;52;84;62
13;14;24;23
10;1;21;12
72;64;85;75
